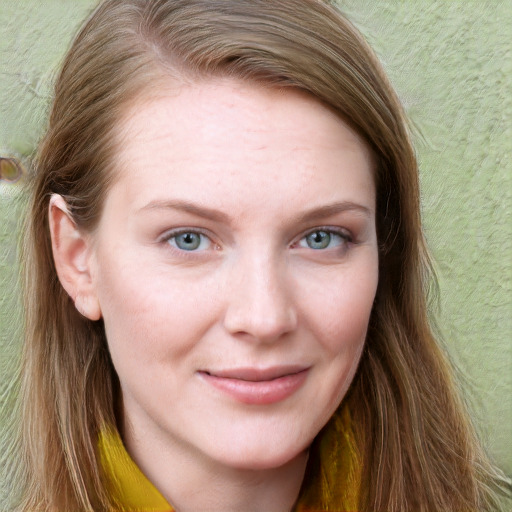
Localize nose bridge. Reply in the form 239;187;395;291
223;246;297;343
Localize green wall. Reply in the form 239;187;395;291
1;0;510;477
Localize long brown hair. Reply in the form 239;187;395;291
5;0;510;510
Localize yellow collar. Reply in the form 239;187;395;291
99;406;359;512
98;428;173;511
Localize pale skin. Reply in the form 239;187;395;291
50;79;379;512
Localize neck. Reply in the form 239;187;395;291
122;420;309;512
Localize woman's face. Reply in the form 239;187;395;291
88;79;378;470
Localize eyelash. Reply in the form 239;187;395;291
159;226;353;253
160;228;216;253
295;227;353;251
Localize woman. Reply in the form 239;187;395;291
4;0;510;510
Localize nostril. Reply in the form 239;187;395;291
223;305;297;344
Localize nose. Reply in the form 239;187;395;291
222;251;298;344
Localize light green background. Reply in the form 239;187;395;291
1;0;510;478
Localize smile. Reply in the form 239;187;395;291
198;366;310;405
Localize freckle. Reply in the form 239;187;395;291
0;157;24;183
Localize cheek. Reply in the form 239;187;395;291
298;265;377;433
298;264;378;356
94;251;220;363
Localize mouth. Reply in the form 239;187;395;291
203;365;308;381
198;366;310;405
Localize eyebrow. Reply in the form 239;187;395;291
295;202;372;224
139;199;231;224
139;199;372;225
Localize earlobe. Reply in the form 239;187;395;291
49;194;102;321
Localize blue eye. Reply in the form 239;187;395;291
167;231;211;251
299;230;346;250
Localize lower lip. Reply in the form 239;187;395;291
199;369;309;405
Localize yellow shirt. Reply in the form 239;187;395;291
98;427;172;512
98;406;360;512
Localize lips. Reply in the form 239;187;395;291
198;366;310;405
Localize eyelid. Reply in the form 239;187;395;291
157;225;354;252
159;227;206;240
294;225;353;245
159;227;218;250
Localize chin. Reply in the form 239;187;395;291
210;437;310;472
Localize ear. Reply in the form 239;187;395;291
49;194;102;321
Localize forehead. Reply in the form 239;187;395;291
107;78;375;218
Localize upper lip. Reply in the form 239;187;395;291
201;365;309;382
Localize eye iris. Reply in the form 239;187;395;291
175;232;201;250
306;230;331;249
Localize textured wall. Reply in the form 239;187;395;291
340;0;512;474
1;0;510;476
